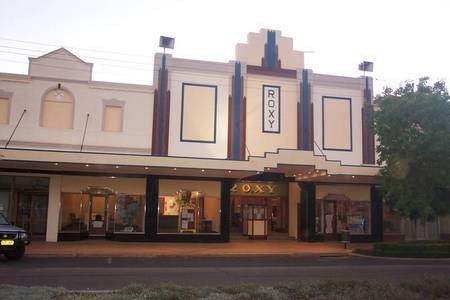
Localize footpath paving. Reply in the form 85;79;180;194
26;239;373;257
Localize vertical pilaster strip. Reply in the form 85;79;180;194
151;90;159;156
228;62;246;160
298;69;313;150
265;30;277;70
152;54;170;156
362;76;375;164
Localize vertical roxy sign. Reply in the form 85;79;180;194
262;85;280;133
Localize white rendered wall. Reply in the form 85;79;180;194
313;85;364;165
245;75;298;157
168;71;230;159
0;77;153;153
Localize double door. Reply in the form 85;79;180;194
16;193;48;236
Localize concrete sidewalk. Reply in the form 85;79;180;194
26;240;373;257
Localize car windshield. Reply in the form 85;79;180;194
0;213;10;225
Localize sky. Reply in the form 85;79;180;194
0;0;449;94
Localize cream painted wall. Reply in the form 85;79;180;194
46;175;61;242
313;85;364;165
316;184;370;201
235;29;304;70
245;75;298;157
288;182;300;239
168;71;229;158
61;175;146;194
181;84;216;142
29;49;92;81
0;77;153;152
322;98;352;150
236;31;266;66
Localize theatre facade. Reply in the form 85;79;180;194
1;29;444;243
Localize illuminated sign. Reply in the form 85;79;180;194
230;182;287;197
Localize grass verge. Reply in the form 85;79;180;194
1;279;449;300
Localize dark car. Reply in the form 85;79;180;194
0;213;30;260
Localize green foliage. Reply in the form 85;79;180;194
374;78;450;221
365;241;450;258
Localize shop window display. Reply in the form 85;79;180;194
60;193;88;233
59;192;145;234
114;195;145;233
316;198;371;235
158;179;221;234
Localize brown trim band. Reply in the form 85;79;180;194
247;65;297;79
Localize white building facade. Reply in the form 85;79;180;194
1;29;444;243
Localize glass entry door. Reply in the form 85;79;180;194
16;193;48;236
89;195;107;236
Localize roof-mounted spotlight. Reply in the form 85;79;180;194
358;61;374;76
159;36;175;54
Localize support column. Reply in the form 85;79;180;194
371;185;383;241
289;182;301;239
46;175;61;242
298;182;316;241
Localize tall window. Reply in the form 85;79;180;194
103;105;123;132
41;87;74;129
0;97;9;124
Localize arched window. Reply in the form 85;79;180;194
41;86;74;129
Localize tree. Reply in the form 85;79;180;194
373;78;450;236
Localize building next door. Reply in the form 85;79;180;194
16;192;48;237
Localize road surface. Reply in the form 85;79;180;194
1;255;449;290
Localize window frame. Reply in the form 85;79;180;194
102;99;125;132
0;89;13;125
40;86;75;129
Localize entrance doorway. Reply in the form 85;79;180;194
81;187;116;238
230;196;288;240
89;195;107;236
16;192;48;236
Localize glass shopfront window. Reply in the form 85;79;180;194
59;191;145;234
114;195;145;233
0;175;49;235
60;193;88;233
158;179;221;234
316;199;371;235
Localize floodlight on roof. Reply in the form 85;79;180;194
159;36;175;52
358;61;374;72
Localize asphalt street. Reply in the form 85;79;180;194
1;255;449;290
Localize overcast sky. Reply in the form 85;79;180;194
0;0;449;94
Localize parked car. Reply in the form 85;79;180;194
0;213;30;260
